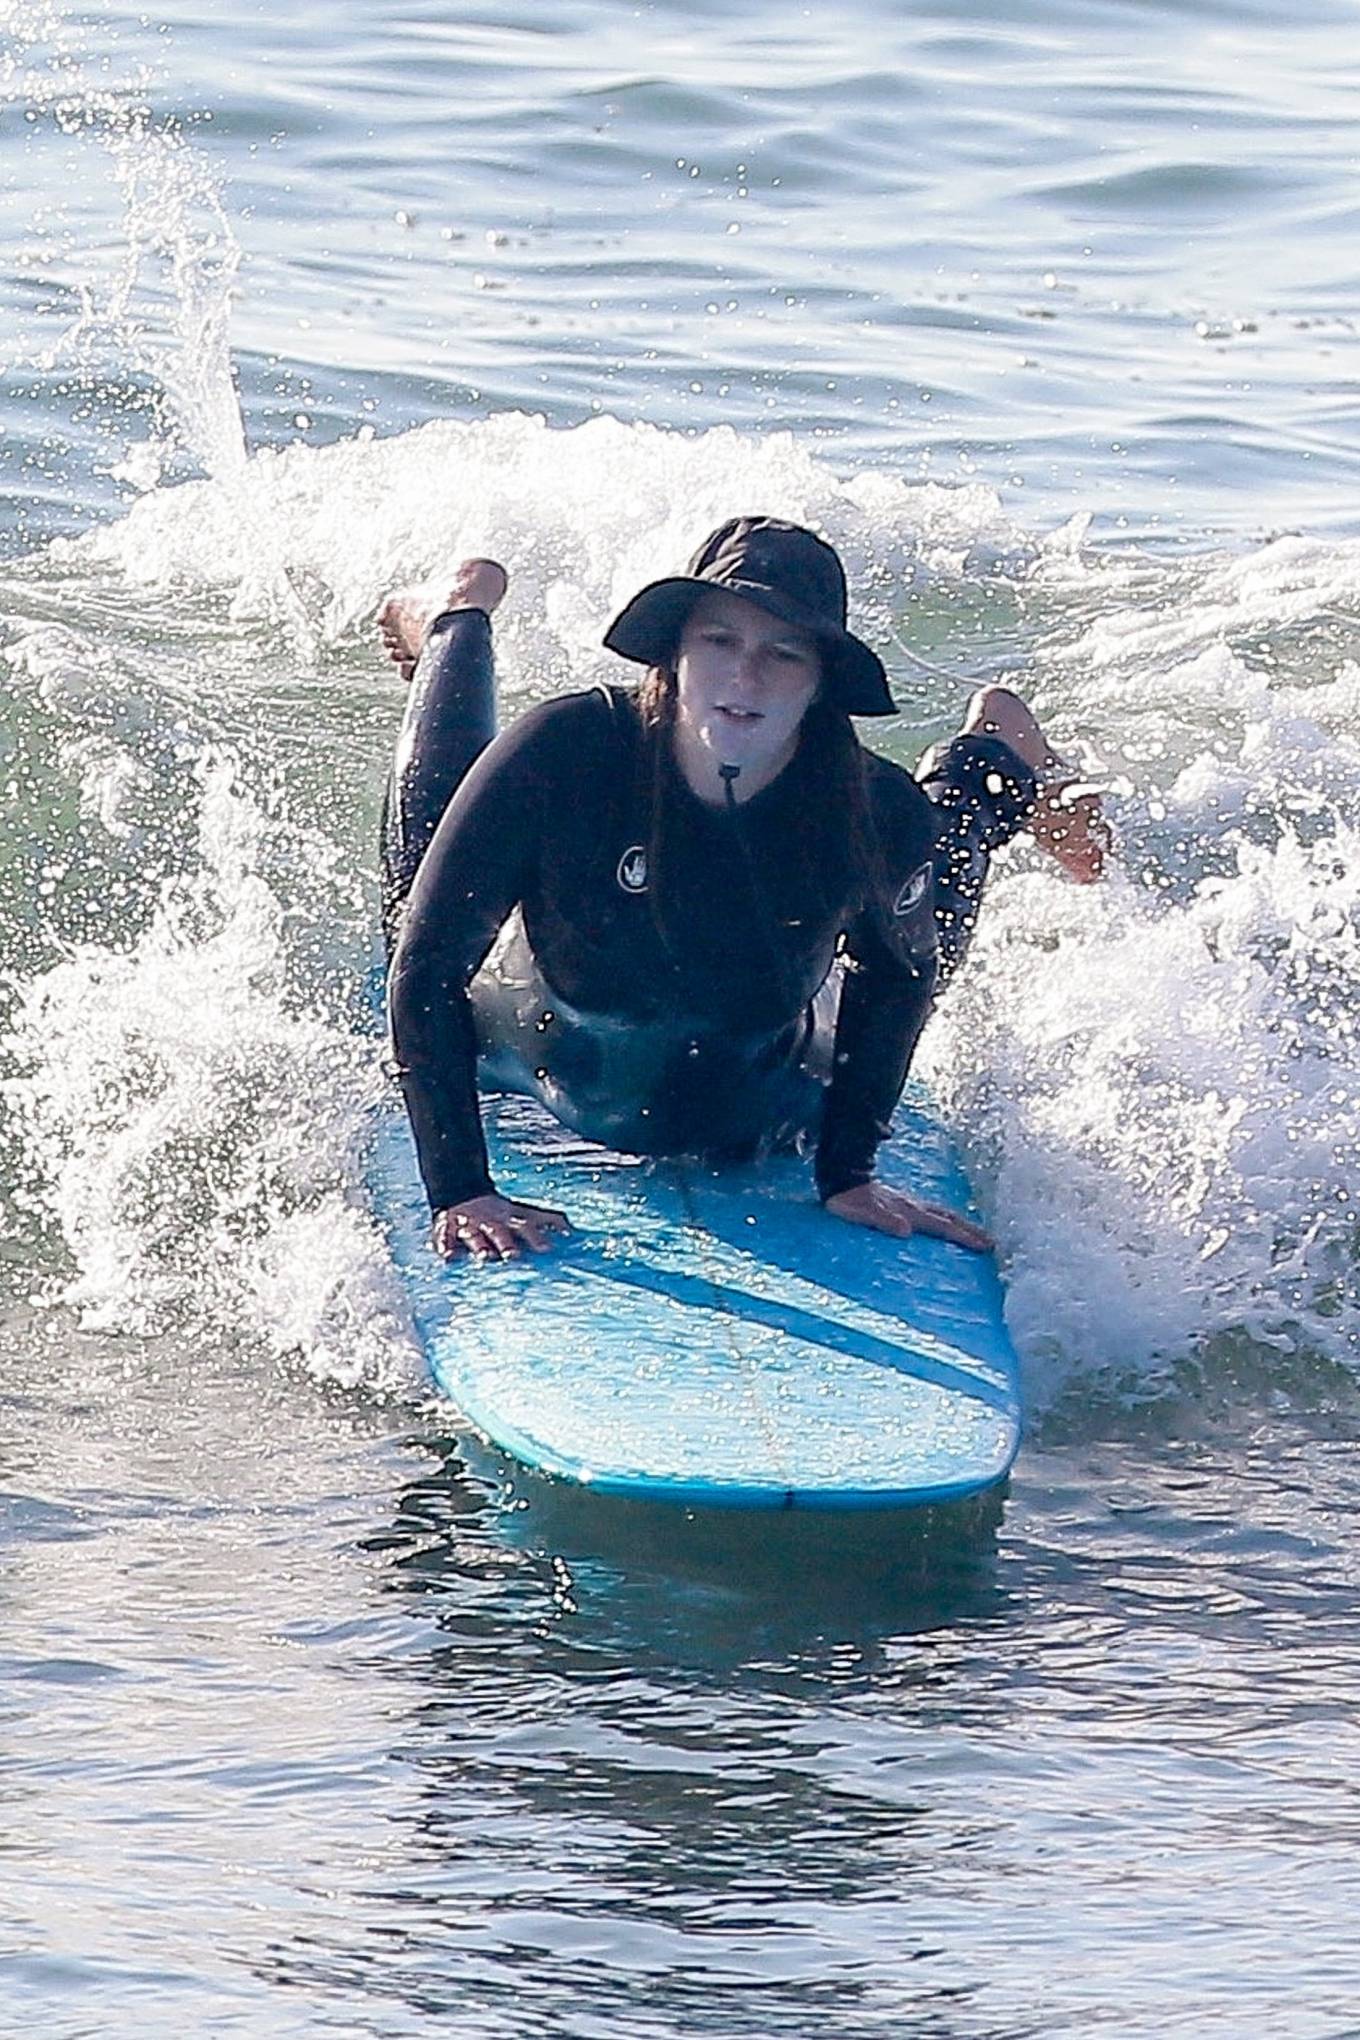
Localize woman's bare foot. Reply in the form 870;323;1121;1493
377;557;508;681
962;684;1110;883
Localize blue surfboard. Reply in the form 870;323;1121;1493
367;1084;1022;1513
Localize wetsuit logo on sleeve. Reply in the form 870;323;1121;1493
616;844;649;893
892;861;932;917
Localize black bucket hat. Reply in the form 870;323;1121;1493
602;516;897;717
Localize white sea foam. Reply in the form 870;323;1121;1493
1;734;421;1395
924;564;1360;1404
60;409;1025;686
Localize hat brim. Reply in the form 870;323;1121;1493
602;576;896;717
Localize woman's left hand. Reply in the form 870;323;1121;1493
824;1178;994;1253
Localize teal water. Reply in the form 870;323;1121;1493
2;0;1360;2031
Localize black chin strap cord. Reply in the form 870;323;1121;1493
718;762;807;1026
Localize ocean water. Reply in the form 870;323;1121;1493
3;0;1360;2032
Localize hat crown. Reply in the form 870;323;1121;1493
689;517;847;630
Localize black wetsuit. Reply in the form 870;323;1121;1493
383;608;1035;1214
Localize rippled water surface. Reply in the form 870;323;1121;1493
3;0;1360;2030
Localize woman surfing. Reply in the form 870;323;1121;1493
380;518;1105;1263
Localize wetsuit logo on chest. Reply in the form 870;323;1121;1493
616;843;649;894
892;861;932;917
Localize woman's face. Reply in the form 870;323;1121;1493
672;588;821;782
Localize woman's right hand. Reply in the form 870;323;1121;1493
432;1193;571;1262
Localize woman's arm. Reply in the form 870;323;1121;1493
813;905;937;1206
387;694;599;1218
813;768;993;1252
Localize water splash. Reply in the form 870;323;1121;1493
1;0;319;637
3;1;237;466
925;579;1360;1406
63;116;247;485
1;742;418;1394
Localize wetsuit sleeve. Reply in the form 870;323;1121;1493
814;917;937;1202
387;694;600;1212
814;762;940;1202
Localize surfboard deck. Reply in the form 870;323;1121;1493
367;1085;1022;1513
